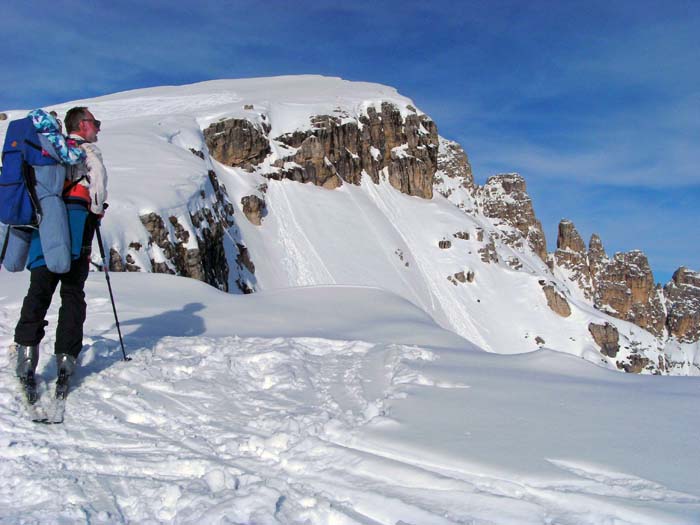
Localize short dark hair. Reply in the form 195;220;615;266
64;106;89;134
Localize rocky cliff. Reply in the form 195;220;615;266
201;99;697;370
551;218;700;342
664;267;700;342
205;102;438;199
593;250;666;337
203;118;271;171
477;174;548;262
431;139;698;371
107;168;255;294
553;219;594;299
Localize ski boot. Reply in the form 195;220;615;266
16;345;39;404
54;354;77;400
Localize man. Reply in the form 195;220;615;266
14;107;108;400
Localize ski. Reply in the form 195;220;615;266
16;374;70;424
40;398;66;424
25;399;48;423
55;368;70;400
16;375;48;423
20;372;38;404
34;369;71;424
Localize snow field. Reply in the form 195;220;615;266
1;76;699;522
2;272;700;523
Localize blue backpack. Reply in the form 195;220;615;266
1;111;87;272
0;116;58;227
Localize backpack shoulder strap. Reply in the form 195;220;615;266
62;175;87;198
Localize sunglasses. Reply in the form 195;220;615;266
82;118;101;129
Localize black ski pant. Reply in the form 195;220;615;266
14;256;90;358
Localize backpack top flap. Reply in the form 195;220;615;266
0;117;58;226
2;116;58;167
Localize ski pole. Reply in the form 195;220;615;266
95;224;130;361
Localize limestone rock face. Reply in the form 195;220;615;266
588;322;620;357
241;195;266;226
542;284;572;317
110;170;254;293
433;138;478;215
551;222;680;341
478;234;499;264
479;174;547;261
557;219;586;253
271;103;438;198
554;220;593;299
109;248;125;272
435;139;474;193
593;251;666;337
618;354;651;374
204;118;271;170
664;267;700;342
588;233;607;278
108;243;143;273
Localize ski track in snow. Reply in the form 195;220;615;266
363;181;490;352
342;180;428;312
0;338;455;524
2;331;698;524
362;180;440;314
270;182;336;287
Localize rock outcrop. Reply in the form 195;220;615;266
204;118;271;170
592;251;666;338
554;220;594;299
273;103;438;198
204;103;439;199
241;195;266;226
664;267;700;342
478;234;499;264
447;270;475;285
110;170;254;294
478;174;548;261
435;139;474;194
587;233;607;278
588;322;620;357
552;220;670;340
542;284;572;317
617;354;651;374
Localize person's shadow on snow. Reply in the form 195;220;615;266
119;302;207;342
66;303;207;389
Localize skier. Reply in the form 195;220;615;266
14;106;108;402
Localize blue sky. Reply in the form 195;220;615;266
2;0;698;282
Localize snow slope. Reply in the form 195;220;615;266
1;271;699;524
1;76;696;372
1;76;700;522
